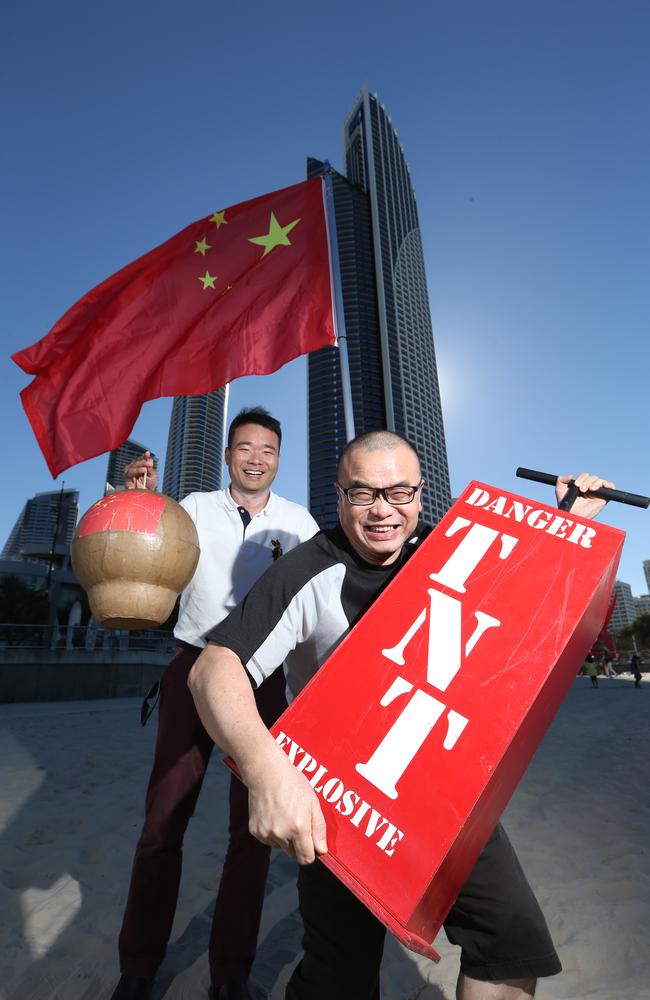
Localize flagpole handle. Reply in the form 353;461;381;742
516;467;650;510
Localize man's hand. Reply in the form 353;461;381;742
555;472;615;521
124;450;158;490
188;643;328;865
246;750;328;865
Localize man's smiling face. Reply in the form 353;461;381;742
336;442;423;565
225;422;280;497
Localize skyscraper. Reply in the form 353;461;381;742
162;387;228;501
634;594;650;618
609;579;637;632
2;488;79;561
307;158;384;527
308;86;451;528
105;438;156;494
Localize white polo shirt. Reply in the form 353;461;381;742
174;488;318;648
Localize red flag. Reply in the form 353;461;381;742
12;177;336;477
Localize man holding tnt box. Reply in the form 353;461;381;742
189;429;613;1000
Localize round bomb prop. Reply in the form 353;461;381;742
71;490;200;629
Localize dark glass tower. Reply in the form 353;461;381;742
2;489;79;560
162;387;227;501
308;86;451;528
307;158;384;527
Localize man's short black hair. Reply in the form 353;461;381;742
336;430;420;479
227;407;282;450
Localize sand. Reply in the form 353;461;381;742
1;676;648;1000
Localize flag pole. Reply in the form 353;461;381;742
220;382;231;491
322;165;356;442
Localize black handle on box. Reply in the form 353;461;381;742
515;468;650;510
557;483;581;512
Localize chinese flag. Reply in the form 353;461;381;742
12;177;336;477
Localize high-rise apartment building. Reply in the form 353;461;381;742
643;559;650;595
162;388;227;501
609;580;637;632
308;86;451;528
105;438;156;494
2;488;79;561
634;594;650;619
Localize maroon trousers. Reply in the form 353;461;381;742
118;643;287;987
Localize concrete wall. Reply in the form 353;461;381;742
0;648;169;703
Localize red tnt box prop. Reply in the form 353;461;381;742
270;482;624;961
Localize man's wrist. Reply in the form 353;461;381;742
239;734;288;789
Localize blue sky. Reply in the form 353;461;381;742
3;1;649;593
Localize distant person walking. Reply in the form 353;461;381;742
586;656;599;689
603;654;617;679
631;653;642;688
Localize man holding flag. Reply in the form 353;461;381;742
11;178;335;998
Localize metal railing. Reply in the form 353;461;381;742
0;623;176;653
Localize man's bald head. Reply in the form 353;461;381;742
335;431;423;565
336;431;421;480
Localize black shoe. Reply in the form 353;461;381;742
210;984;265;1000
110;975;154;1000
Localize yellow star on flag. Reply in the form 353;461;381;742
249;212;301;258
199;271;217;290
194;237;211;256
210;211;227;228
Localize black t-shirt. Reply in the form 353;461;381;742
207;522;429;700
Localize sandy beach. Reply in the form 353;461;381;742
1;675;648;1000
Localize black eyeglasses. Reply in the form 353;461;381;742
140;680;160;726
336;482;422;506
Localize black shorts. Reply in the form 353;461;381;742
287;823;560;1000
443;822;561;981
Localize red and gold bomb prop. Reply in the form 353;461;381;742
71;490;199;629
